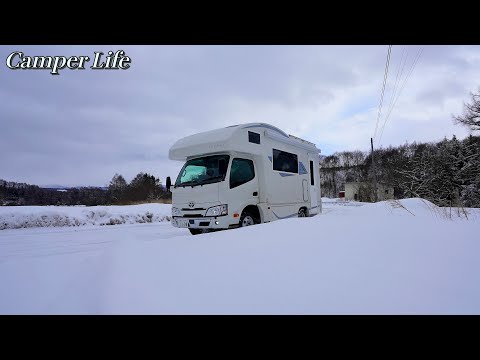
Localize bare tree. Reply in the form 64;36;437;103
109;173;127;191
108;173;127;203
454;89;480;132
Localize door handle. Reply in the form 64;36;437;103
253;191;258;196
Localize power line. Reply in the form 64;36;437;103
376;46;410;145
377;46;425;146
373;45;393;140
385;45;407;117
377;46;424;145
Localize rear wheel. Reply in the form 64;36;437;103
239;211;257;227
298;208;307;217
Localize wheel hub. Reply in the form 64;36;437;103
242;216;255;226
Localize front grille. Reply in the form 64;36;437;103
199;222;210;226
182;208;205;211
182;214;204;218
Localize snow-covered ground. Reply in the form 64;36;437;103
0;198;479;314
0;204;171;230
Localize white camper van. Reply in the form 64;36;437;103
166;123;322;235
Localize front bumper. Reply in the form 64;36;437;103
172;216;233;229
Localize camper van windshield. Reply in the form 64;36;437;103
175;155;230;187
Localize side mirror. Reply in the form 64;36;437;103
166;176;172;192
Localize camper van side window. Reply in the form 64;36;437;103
248;131;260;144
230;158;255;189
309;161;315;186
272;149;298;174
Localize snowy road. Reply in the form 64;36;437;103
0;222;187;314
0;222;185;261
1;199;479;314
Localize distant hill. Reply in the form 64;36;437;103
41;185;109;191
40;184;72;189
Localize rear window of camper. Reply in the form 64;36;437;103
272;149;298;173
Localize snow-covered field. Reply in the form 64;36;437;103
0;204;171;230
1;198;479;314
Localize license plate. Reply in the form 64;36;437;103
176;218;190;228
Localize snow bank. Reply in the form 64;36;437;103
1;197;479;314
322;197;480;220
1;199;478;231
0;204;171;230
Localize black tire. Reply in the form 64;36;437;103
189;228;209;235
298;208;307;217
239;211;257;228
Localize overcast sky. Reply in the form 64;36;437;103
1;45;479;187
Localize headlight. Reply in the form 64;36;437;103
172;207;181;216
205;204;228;217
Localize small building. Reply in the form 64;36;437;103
344;182;394;202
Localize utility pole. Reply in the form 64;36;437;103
371;138;378;202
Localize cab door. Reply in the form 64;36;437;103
228;157;259;215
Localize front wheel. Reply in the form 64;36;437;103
239;211;257;228
189;228;209;235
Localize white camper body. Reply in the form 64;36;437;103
168;123;321;234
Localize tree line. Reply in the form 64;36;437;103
320;134;480;207
0;172;171;206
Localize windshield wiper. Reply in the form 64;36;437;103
177;176;225;188
177;180;199;188
200;176;225;185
